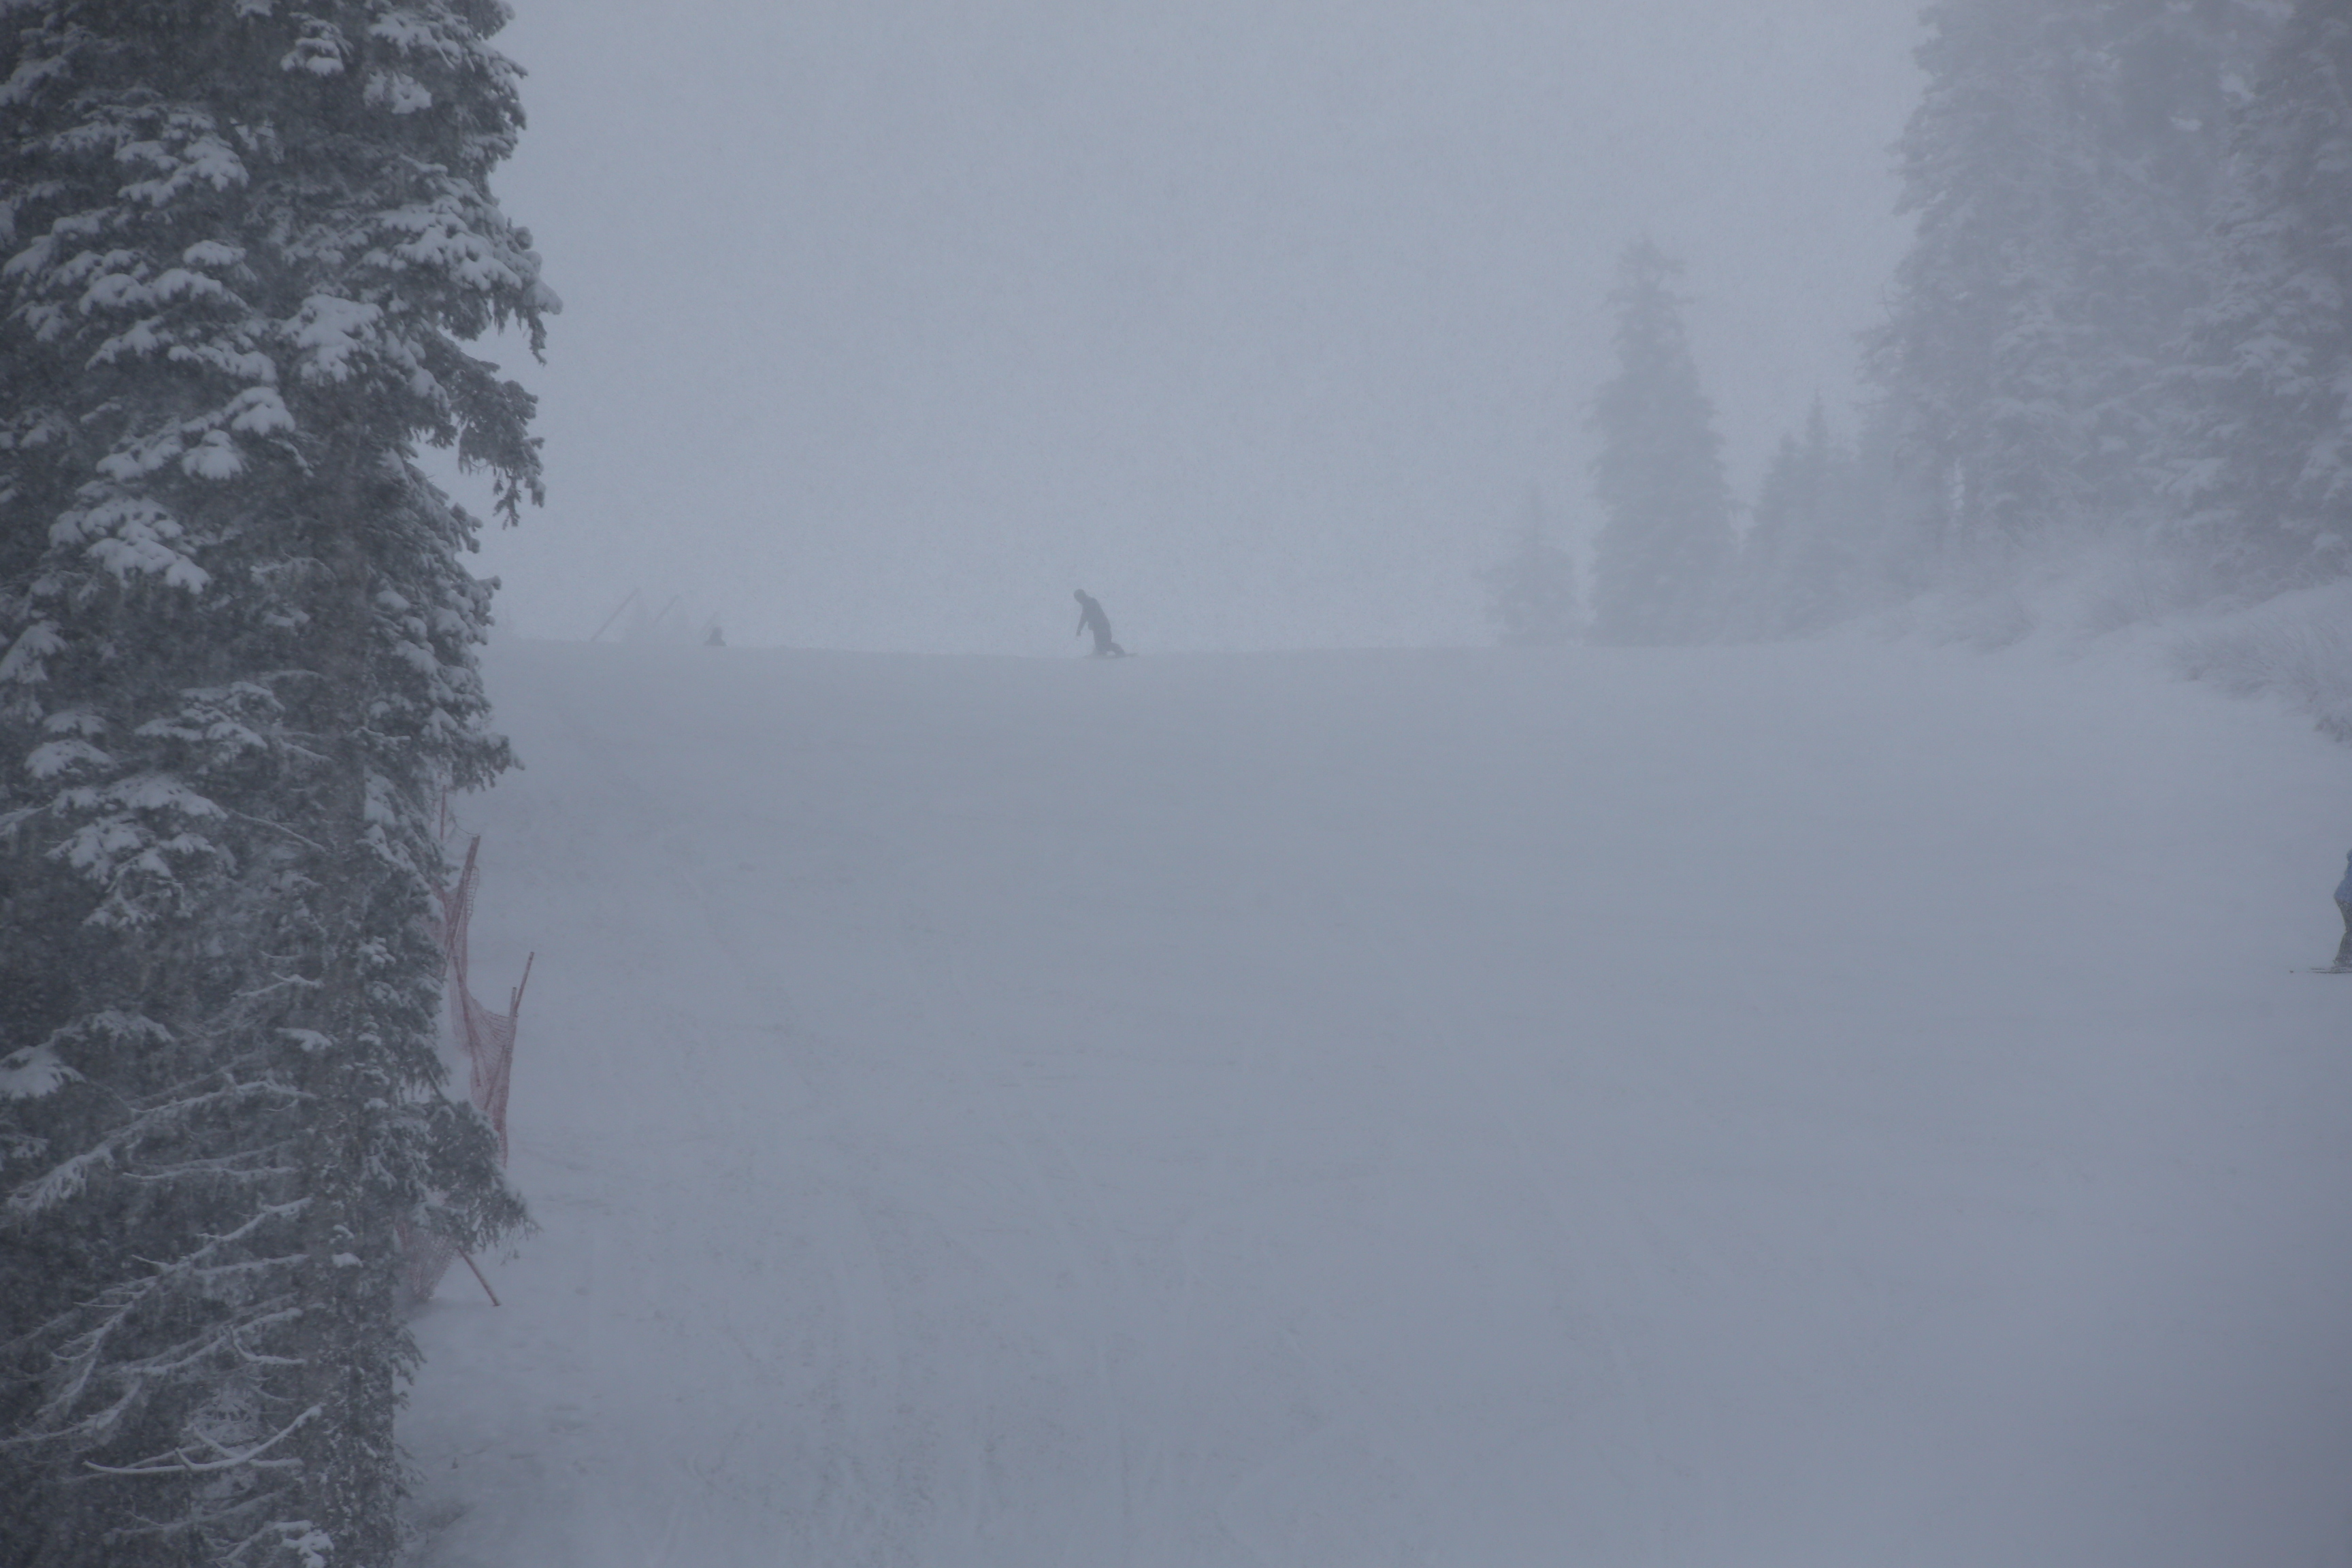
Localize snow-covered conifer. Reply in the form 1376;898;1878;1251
1586;240;1735;645
1872;0;2278;562
1481;486;1581;646
1729;399;1888;640
0;4;549;1563
2166;0;2352;592
1734;402;1835;638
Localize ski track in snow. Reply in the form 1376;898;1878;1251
402;635;2352;1567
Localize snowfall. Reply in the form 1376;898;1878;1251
403;627;2352;1568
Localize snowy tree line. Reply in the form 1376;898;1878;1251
0;4;546;1565
1492;0;2350;647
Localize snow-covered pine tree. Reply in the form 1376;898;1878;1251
1870;0;2280;568
1732;400;1848;640
1740;399;1900;644
1480;485;1581;646
2166;0;2352;593
0;5;549;1564
1586;239;1735;645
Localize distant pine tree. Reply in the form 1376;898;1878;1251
2166;0;2352;592
1586;240;1737;646
0;5;548;1564
1481;486;1582;646
1733;400;1859;639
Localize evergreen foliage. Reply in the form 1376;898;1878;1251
1586;240;1735;646
1729;400;1876;640
1480;485;1580;646
0;4;550;1563
2166;0;2352;592
1870;0;2278;564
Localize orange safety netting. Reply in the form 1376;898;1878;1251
441;834;530;1164
401;831;532;1306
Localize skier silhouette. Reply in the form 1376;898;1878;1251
1073;589;1127;657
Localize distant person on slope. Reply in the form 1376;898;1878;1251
1073;589;1128;657
2331;849;2352;971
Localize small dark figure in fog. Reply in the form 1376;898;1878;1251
2331;849;2352;971
1074;589;1128;657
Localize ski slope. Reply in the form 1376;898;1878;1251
404;634;2352;1568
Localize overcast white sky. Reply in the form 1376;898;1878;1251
441;1;1925;653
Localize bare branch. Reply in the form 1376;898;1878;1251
83;1403;320;1476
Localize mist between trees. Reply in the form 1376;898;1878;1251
1486;0;2352;681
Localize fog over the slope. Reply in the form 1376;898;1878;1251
447;2;1921;653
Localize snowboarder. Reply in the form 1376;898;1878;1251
2330;849;2352;972
1073;589;1128;657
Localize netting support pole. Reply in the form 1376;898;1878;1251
460;1251;502;1307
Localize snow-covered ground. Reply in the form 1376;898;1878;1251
404;633;2352;1567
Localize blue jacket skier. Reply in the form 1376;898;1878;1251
1073;590;1127;657
2333;851;2352;970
